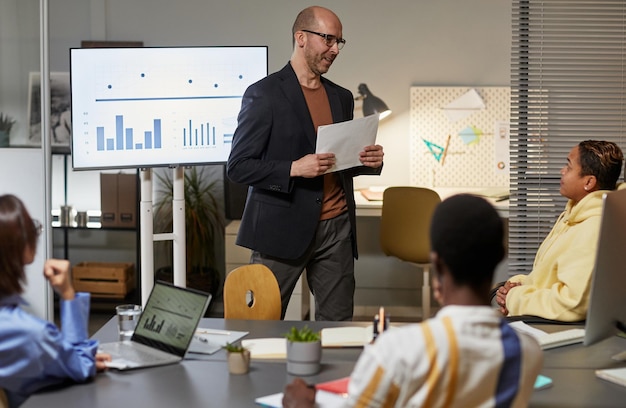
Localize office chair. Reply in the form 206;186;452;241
223;264;282;320
380;186;441;320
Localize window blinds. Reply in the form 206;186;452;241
509;0;626;275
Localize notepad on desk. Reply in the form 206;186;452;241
188;329;249;355
359;186;386;201
508;321;585;349
596;367;626;387
241;338;286;359
256;390;345;408
321;326;374;347
255;377;350;407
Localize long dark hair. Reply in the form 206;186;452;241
0;194;38;296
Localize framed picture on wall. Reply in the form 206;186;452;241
27;71;71;151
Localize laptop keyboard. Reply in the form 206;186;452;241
102;342;177;366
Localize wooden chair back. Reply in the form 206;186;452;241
0;388;9;408
223;264;281;320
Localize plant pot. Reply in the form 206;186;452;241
0;130;9;147
286;340;322;376
227;350;251;375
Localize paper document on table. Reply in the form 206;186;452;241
256;390;346;407
241;338;286;359
360;186;387;201
596;367;626;387
508;321;548;340
315;114;379;173
188;329;249;355
321;326;374;347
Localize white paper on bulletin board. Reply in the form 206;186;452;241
409;87;510;188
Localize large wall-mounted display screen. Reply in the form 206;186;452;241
70;46;268;170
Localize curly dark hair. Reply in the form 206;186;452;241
578;140;624;190
430;194;504;292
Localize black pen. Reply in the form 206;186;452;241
372;313;380;342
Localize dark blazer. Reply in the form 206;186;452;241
227;62;381;260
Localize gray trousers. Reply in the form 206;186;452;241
251;212;355;321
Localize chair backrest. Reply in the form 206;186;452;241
0;388;8;408
223;264;282;320
380;186;441;264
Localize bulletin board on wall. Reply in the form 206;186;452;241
409;87;510;188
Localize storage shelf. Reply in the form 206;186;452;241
51;151;141;305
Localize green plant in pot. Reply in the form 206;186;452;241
222;342;247;353
0;112;16;147
153;166;225;301
223;342;251;374
284;325;322;376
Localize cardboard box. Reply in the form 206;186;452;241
100;173;118;227
72;262;135;298
100;172;137;228
117;173;137;228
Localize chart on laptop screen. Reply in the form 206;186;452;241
135;283;208;350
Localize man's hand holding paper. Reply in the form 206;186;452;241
315;114;382;173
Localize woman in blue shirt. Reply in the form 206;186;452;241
0;194;111;407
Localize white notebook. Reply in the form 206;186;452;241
255;390;345;408
321;326;374;347
508;321;585;349
596;367;626;387
241;338;286;359
187;329;249;355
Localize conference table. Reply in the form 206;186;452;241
23;319;626;407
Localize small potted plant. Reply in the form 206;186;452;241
284;325;322;376
223;342;251;375
0;112;16;147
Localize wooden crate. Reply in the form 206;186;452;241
72;262;135;299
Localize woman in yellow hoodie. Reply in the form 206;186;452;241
496;140;624;322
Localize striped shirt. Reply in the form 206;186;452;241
346;306;543;408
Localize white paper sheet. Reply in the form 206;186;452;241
315;114;379;173
256;390;346;408
321;326;373;347
187;328;249;355
508;321;548;340
241;338;287;359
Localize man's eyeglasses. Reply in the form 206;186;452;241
301;29;346;50
33;219;43;236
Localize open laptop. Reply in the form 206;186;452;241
99;280;212;370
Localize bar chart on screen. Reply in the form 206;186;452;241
70;46;268;170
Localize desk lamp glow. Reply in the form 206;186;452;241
357;83;391;120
